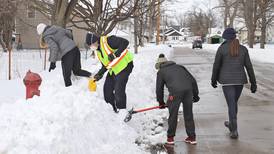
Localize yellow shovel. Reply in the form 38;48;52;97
88;78;97;92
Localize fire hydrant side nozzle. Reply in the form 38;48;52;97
23;70;42;99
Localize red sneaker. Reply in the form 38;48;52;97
166;136;174;145
185;136;197;145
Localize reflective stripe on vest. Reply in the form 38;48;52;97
97;36;133;75
101;36;129;68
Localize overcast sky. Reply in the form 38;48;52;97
163;0;219;16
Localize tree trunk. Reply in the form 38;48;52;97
243;0;258;48
259;0;268;49
247;25;256;48
134;7;138;54
52;0;78;28
223;0;229;28
260;24;266;49
138;16;144;47
0;30;7;52
148;0;155;42
156;0;160;45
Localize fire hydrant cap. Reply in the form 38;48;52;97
23;70;42;85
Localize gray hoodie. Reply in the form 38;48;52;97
42;25;76;62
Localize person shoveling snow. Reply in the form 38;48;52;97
155;54;200;145
85;33;134;113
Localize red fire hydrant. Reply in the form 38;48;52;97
23;70;42;99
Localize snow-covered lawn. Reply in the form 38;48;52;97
0;45;172;154
203;43;274;64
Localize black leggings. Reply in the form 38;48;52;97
222;85;243;130
61;47;91;87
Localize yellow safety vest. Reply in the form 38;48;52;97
97;36;133;75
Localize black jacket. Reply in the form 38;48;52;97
156;61;199;103
96;35;130;76
211;41;256;85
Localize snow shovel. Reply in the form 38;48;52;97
88;78;97;92
124;105;167;122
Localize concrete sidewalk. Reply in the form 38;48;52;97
161;47;274;154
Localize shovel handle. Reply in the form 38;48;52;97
135;106;163;113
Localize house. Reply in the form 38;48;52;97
180;27;192;37
160;26;185;43
15;3;87;49
207;28;223;44
237;27;261;44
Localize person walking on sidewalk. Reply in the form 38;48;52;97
85;33;134;113
155;54;199;145
37;23;92;87
211;28;257;139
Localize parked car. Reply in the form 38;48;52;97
192;40;203;49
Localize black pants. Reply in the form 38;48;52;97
222;85;243;131
167;90;196;138
61;47;91;87
103;62;133;109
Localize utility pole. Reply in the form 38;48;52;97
208;0;212;36
163;15;167;44
8;46;11;80
44;48;47;70
134;0;138;53
156;0;161;45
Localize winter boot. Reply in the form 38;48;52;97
230;119;238;139
224;121;232;132
230;131;238;139
185;136;197;145
166;136;174;145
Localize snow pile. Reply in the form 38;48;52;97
0;44;173;154
204;43;274;64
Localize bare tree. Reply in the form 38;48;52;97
135;0;161;47
147;0;157;42
175;14;187;28
240;0;260;48
0;0;17;51
30;0;78;27
70;0;139;35
215;0;239;28
185;8;216;38
258;0;274;49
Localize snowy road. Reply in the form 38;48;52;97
157;47;274;154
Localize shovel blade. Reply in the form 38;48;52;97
124;108;134;122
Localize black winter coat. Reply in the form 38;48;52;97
156;61;199;103
211;41;256;85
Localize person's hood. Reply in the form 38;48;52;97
159;61;176;69
42;25;57;38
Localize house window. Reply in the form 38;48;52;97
27;5;35;18
172;36;179;40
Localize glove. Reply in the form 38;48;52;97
159;102;166;109
108;53;116;62
49;62;56;72
94;73;103;81
251;84;257;93
211;80;217;88
193;95;200;103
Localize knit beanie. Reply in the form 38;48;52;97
86;33;99;46
155;53;168;70
222;28;236;40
